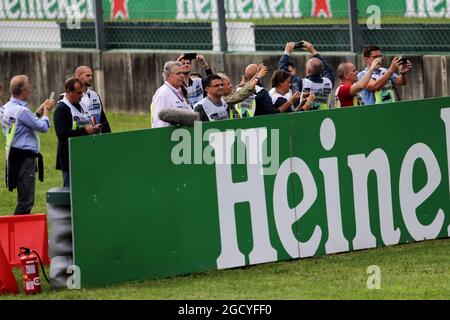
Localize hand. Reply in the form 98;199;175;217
36;99;55;116
284;42;295;54
256;64;268;79
176;54;184;62
85;125;102;134
298;92;315;111
306;92;316;103
289;91;301;105
369;57;382;71
399;60;413;75
389;57;400;73
302;41;318;55
35;104;45;117
197;55;209;69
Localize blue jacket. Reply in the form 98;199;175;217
278;53;335;92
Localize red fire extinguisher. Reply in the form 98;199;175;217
18;247;48;295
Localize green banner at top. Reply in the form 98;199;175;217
1;0;450;21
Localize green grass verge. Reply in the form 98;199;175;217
2;238;450;300
1;112;449;300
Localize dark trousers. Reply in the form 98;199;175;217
14;158;36;215
62;171;70;188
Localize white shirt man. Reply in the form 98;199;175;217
151;61;192;128
75;66;111;132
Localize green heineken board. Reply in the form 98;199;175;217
70;97;450;287
1;0;449;20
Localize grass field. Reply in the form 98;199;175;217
0;112;449;300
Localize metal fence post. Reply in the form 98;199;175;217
94;0;106;50
216;0;228;52
348;0;362;53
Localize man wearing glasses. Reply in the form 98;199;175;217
194;74;229;122
1;75;55;214
358;45;412;105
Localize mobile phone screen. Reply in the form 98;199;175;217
183;53;197;60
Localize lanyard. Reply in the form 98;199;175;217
164;82;186;105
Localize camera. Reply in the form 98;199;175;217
399;58;408;65
294;41;305;49
183;53;197;60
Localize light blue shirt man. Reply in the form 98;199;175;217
1;97;50;153
357;67;398;105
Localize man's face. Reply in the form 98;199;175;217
367;50;382;68
207;79;224;98
180;59;192;74
288;65;296;76
66;82;84;104
78;69;94;87
167;65;185;89
346;63;358;83
21;79;32;101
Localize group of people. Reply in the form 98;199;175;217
0;42;413;215
151;43;413;128
0;65;110;215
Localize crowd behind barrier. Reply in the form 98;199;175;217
0;41;418;215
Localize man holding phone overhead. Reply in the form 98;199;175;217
0;75;55;214
358;45;413;105
177;52;213;107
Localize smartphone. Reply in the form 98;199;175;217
49;91;56;100
183;52;197;60
399;58;408;65
294;41;305;49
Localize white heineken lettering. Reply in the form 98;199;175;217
273;157;321;258
176;0;197;19
176;0;302;20
427;0;446;17
236;0;252;19
319;118;349;254
441;108;450;203
348;149;400;249
5;0;20;19
0;0;93;19
443;108;450;236
254;0;271;19
399;143;445;240
43;0;58;19
212;129;277;269
211;108;449;268
405;0;450;18
28;0;44;18
194;0;210;19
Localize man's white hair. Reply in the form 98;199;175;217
162;61;182;81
